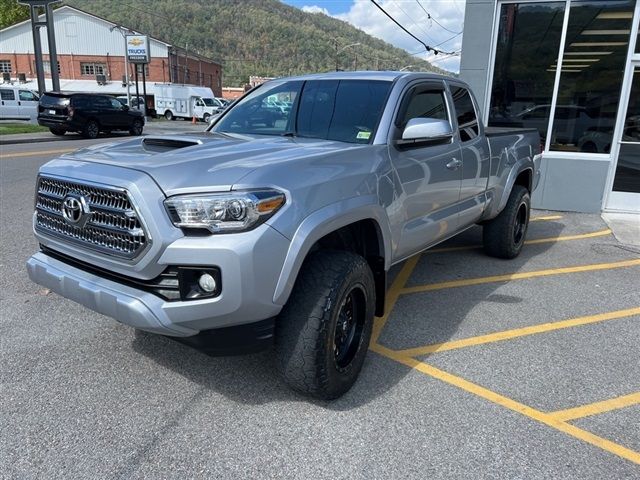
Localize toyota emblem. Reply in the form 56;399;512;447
61;194;91;228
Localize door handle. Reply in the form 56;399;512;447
446;158;462;170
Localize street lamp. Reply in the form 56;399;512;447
335;41;361;71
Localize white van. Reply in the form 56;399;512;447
0;87;39;122
154;84;224;122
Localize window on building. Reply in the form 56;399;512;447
488;2;566;142
550;0;635;152
451;86;480;142
80;63;106;76
0;60;12;73
34;60;61;75
612;67;640;193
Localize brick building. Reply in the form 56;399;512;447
0;5;223;96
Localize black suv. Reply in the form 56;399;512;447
38;92;145;138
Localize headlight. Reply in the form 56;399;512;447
164;190;285;233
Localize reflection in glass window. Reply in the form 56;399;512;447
451;86;480;142
488;2;566;141
550;0;635;153
396;87;448;128
613;68;640;193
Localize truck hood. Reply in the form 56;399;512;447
59;132;364;196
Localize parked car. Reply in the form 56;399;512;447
27;72;541;399
0;86;39;122
37;92;145;138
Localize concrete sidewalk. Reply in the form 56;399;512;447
0;121;206;145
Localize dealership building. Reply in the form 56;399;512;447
0;6;223;97
461;0;639;212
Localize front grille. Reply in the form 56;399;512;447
34;176;149;259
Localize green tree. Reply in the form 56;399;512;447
0;0;30;29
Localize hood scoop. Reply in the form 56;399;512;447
142;136;202;152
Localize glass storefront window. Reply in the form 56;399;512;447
488;2;566;140
549;0;635;153
613;67;640;193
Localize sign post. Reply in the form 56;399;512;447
126;35;150;116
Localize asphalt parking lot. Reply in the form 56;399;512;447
1;141;639;478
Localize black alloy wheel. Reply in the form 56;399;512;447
333;286;366;369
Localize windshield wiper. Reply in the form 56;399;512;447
281;131;297;137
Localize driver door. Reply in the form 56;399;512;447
387;81;463;260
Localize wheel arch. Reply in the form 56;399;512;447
272;200;391;316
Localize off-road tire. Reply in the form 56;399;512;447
129;119;144;136
49;127;66;136
164;110;174;121
276;250;375;400
483;185;530;259
82;120;99;139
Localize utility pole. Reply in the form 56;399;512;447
20;0;62;94
110;25;131;106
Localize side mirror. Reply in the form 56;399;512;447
123;104;130;111
398;118;453;146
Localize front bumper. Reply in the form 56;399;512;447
27;224;290;337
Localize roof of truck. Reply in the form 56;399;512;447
276;71;452;83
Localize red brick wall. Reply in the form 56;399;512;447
1;53;221;94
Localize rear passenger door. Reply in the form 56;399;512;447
388;80;463;260
449;84;491;226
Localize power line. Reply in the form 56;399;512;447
390;0;436;44
369;0;456;56
415;0;462;35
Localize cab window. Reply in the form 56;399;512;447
396;85;449;129
451;86;479;142
19;90;37;101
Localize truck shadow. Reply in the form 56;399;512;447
132;221;566;408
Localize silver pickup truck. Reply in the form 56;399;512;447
27;72;540;399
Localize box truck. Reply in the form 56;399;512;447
154;84;225;122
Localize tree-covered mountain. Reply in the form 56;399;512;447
59;0;448;86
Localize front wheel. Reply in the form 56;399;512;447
202;113;211;123
276;250;375;400
483;185;530;259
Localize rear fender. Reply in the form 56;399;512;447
272;195;391;306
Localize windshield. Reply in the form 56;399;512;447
213;79;392;144
202;98;217;106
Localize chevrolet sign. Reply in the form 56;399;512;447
126;35;150;64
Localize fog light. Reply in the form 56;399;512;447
198;273;217;293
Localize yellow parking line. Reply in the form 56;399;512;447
371;254;421;344
401;258;640;295
550;392;640;422
396;307;640;357
0;147;75;159
371;343;640;465
428;228;611;254
530;215;563;221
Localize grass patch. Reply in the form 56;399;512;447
0;123;49;135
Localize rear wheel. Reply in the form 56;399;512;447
276;250;375;400
49;127;66;136
129;119;144;136
82;120;99;139
164;110;174;121
483;185;530;259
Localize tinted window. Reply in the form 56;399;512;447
109;98;124;109
40;94;70;107
71;96;90;108
0;89;15;101
451;86;479;142
488;2;566;140
92;96;112;109
550;0;634;152
397;86;448;128
297;80;390;143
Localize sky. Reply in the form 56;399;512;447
281;0;466;72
